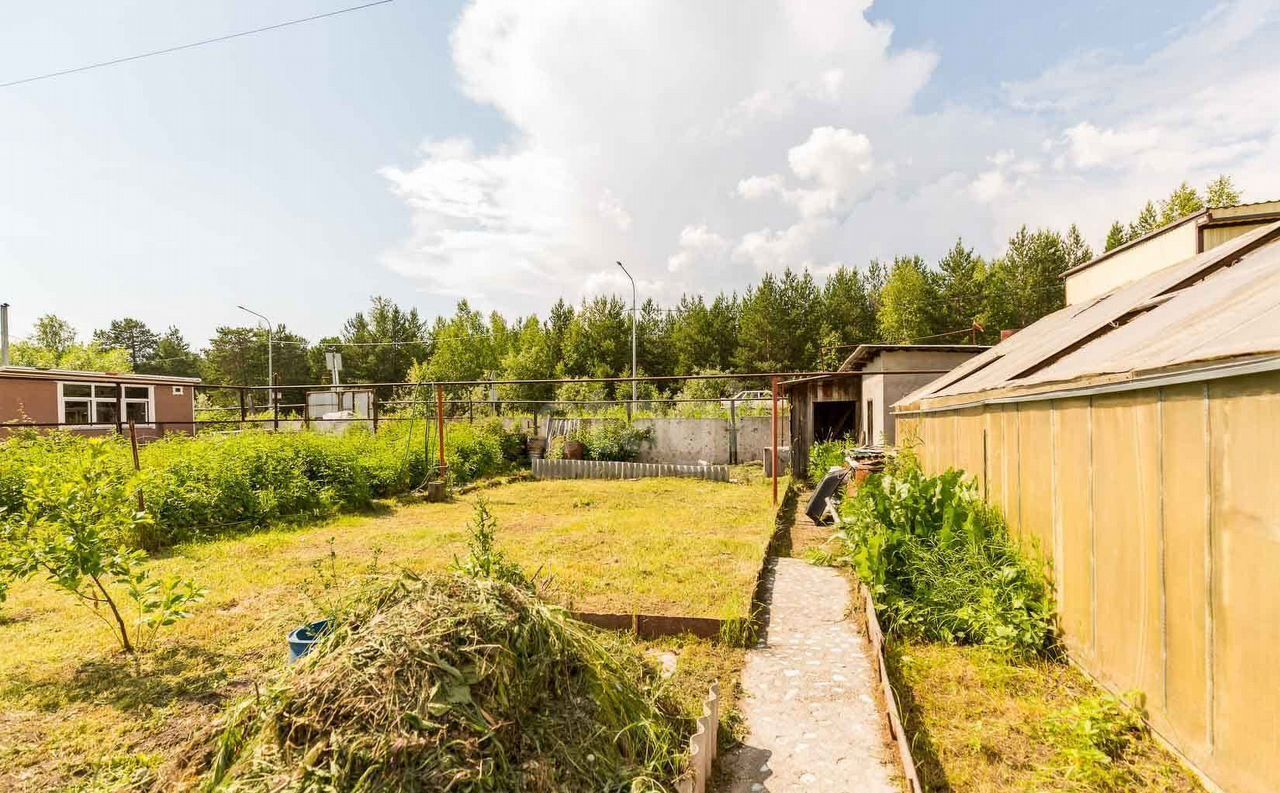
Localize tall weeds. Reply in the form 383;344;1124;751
0;422;517;550
829;453;1056;660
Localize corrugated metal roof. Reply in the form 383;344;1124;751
898;220;1280;408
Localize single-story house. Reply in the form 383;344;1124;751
894;219;1280;793
0;366;200;438
783;344;987;478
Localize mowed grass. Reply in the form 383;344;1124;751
891;640;1204;792
0;473;780;791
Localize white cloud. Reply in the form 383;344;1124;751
383;0;1280;311
1062;122;1161;169
667;224;730;272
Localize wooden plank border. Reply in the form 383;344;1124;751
860;582;925;793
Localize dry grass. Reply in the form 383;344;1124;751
889;640;1204;793
0;473;779;791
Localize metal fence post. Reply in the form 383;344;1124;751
128;418;146;512
771;376;779;506
115;381;124;435
272;374;280;432
436;384;448;480
729;397;738;465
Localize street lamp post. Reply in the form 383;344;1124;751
237;305;274;412
615;261;637;412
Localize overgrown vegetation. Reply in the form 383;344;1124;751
828;455;1199;790
0;440;205;657
0;476;775;789
0;421;517;551
808;437;851;481
828;454;1055;659
188;504;692;792
890;641;1201;792
549;420;655;461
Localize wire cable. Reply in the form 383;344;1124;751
1;0;394;89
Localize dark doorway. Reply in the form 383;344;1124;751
813;400;856;442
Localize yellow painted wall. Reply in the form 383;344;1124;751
903;372;1280;793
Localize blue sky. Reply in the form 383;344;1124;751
2;0;1273;345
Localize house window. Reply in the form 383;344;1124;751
59;383;154;426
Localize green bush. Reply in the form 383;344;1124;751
572;420;654;462
830;453;1056;660
0;421;521;550
0;440;205;656
809;437;851;480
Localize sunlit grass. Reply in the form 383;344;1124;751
0;472;780;790
890;640;1204;792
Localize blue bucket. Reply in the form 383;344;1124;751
287;619;332;663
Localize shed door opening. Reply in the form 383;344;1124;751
813;400;856;442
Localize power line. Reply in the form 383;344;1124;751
0;0;395;90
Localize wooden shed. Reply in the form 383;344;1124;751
783;344;985;479
895;221;1280;793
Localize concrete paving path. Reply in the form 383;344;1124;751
720;557;900;793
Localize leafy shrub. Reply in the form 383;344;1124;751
830;453;1056;659
0;440;205;656
809;437;851;480
571;420;654;462
0;420;521;550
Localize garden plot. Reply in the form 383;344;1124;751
0;473;778;790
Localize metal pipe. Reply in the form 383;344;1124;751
616;261;637;412
771;375;779;506
435;384;447;479
0;303;8;367
196;369;892;391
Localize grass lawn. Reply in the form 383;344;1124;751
890;640;1204;792
0;472;781;791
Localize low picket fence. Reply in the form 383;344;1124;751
531;458;730;482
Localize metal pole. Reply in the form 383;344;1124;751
771;376;779;506
435;384;447;480
615;261;637;414
237;305;274;413
128;418;145;513
0;303;9;368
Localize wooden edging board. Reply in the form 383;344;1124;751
571;611;724;639
859;582;925;793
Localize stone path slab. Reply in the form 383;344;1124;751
720;557;899;793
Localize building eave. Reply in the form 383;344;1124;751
0;367;202;385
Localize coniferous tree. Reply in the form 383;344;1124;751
877;256;941;343
935;241;987;336
1159;181;1205;225
1205;174;1242;207
1104;221;1128;251
93;318;160;370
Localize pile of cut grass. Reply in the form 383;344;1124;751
182;572;690;792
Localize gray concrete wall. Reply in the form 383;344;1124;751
552;416;790;465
